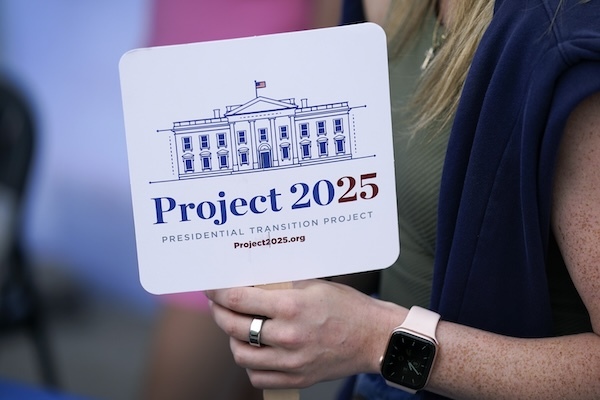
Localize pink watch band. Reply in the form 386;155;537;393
399;306;440;342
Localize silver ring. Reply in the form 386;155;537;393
249;317;266;347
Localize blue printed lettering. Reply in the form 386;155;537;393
151;188;282;226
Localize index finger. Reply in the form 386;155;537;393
206;284;292;318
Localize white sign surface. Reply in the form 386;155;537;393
119;23;399;294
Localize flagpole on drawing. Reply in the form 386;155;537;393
255;80;266;97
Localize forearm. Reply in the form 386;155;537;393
208;280;600;397
425;321;600;399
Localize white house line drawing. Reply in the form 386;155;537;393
158;85;363;181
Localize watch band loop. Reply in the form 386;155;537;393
400;306;440;342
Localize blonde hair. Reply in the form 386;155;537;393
383;1;494;136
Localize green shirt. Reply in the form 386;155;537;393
379;18;449;309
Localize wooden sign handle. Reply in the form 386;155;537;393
258;282;300;400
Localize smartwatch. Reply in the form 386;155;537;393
380;306;440;393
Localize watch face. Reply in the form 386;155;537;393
380;330;436;391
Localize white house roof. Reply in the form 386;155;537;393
224;96;298;116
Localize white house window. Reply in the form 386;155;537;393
239;148;249;165
279;125;289;140
218;152;229;169
334;119;343;133
200;135;210;149
317;120;326;135
182;153;194;172
317;137;328;157
201;153;211;170
300;141;311;159
217;133;227;148
237;130;247;145
300;123;309;138
335;136;346;154
259;128;268;142
280;144;291;160
182;136;193;152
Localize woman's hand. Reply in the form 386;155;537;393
206;279;406;389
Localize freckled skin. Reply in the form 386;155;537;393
423;92;600;399
552;92;600;333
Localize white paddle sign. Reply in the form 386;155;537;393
120;23;399;398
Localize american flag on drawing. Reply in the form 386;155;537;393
255;80;266;89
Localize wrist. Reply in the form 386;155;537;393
364;300;409;373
